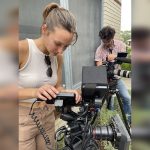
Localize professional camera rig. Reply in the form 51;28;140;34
104;52;131;80
32;55;131;150
53;66;131;150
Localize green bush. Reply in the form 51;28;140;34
121;63;131;71
121;47;131;71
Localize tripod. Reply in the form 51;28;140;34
100;80;131;137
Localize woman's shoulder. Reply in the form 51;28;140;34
19;39;29;51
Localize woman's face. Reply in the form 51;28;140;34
43;27;74;56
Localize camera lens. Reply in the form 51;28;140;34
92;126;114;141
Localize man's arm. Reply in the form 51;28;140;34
95;45;103;66
95;61;102;66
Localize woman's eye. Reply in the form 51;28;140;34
55;42;61;47
64;46;68;50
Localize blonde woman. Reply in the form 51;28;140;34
19;3;80;150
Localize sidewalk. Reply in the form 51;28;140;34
122;77;131;90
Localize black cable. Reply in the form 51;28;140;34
82;121;91;149
29;99;37;115
29;100;53;150
86;140;99;150
56;129;65;142
79;105;88;117
55;129;66;150
91;111;98;125
82;124;93;150
82;116;88;148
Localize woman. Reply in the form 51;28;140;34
19;3;80;150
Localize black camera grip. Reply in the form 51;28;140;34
36;92;76;105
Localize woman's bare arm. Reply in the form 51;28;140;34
55;54;64;91
19;40;36;100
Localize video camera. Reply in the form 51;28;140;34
54;66;131;150
44;66;108;106
104;52;131;80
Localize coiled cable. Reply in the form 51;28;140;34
29;100;52;150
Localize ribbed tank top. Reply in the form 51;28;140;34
19;39;58;102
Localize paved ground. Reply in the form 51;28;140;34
122;77;131;90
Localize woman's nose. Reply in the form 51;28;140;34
57;47;64;54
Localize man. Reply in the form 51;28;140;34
95;26;131;125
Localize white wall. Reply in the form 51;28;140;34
102;0;122;39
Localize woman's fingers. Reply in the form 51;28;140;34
37;85;82;104
66;90;81;104
44;84;59;94
44;85;59;99
48;85;59;94
46;88;57;98
37;84;59;100
37;92;47;101
40;89;52;100
75;92;81;103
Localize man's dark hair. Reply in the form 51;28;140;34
99;26;116;40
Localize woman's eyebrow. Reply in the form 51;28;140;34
55;40;71;47
55;40;63;44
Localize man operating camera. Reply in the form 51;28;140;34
95;26;131;125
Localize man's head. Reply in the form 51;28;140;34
99;26;116;49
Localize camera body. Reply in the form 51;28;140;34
106;52;129;80
45;92;76;107
82;66;108;103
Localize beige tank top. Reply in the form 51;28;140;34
19;39;58;102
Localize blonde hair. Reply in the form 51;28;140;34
42;3;78;43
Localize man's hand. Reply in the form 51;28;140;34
96;61;102;66
107;54;117;61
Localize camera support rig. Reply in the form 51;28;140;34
54;93;131;150
54;66;131;150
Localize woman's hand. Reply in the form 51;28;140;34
62;89;81;104
35;84;59;101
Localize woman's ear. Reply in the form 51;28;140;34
41;24;49;35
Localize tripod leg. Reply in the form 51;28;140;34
115;91;131;136
101;92;109;109
107;95;115;110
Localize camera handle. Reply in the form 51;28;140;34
100;89;131;137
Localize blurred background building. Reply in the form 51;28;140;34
102;0;122;39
